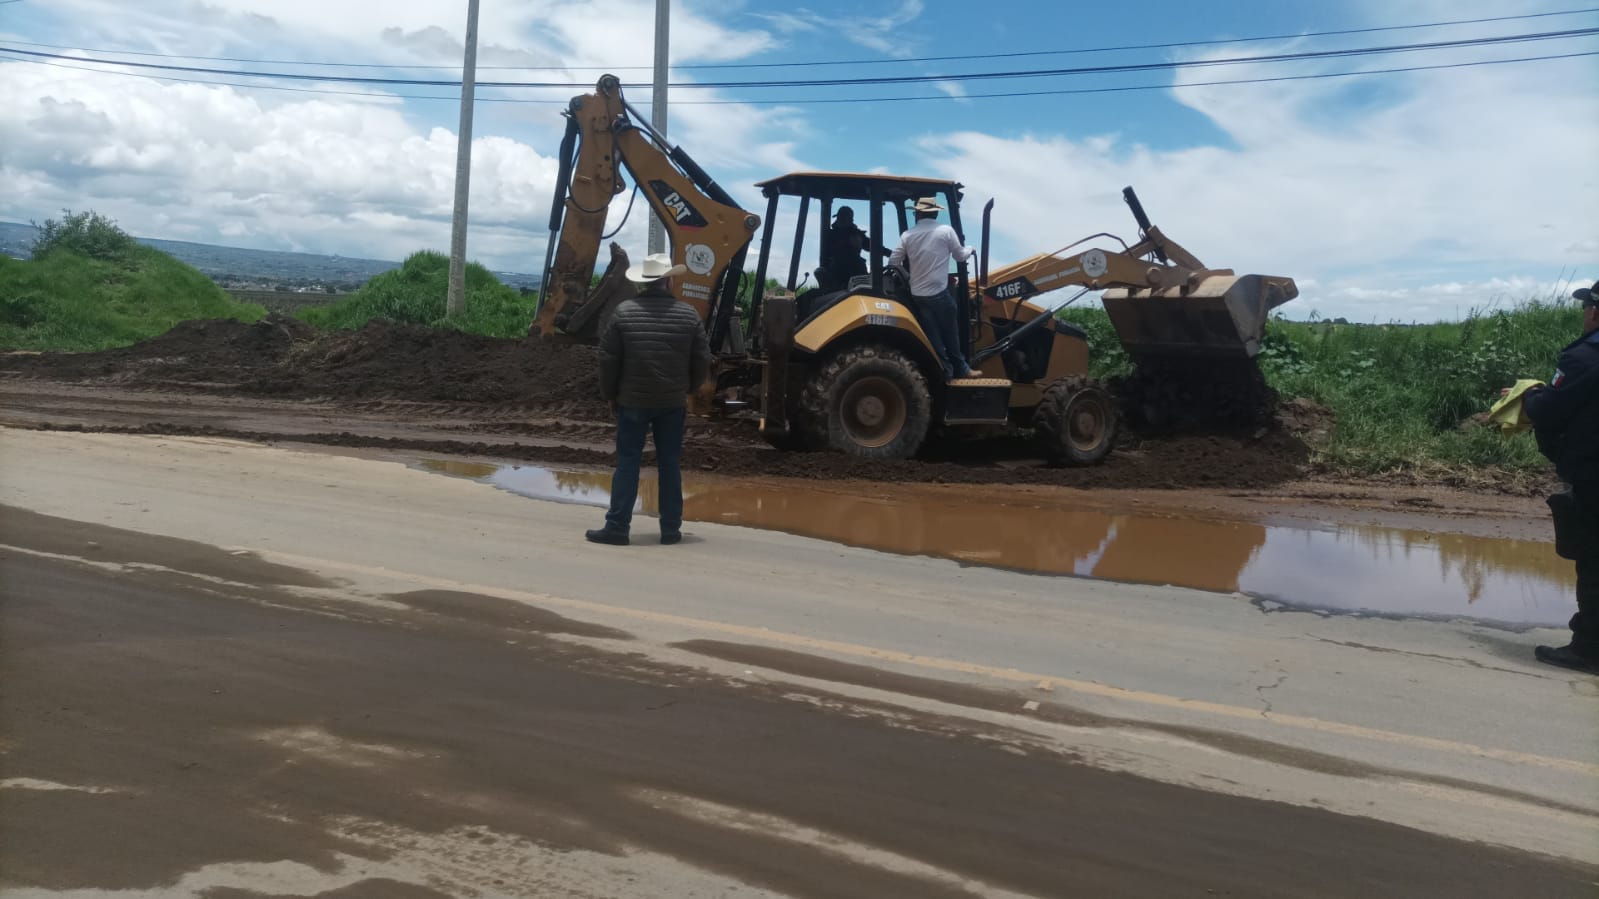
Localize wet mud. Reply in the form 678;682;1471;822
3;316;609;417
672;639;1599;816
392;589;635;640
3;517;1593;897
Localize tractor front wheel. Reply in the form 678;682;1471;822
1033;376;1118;466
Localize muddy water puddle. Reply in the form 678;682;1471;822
418;460;1576;628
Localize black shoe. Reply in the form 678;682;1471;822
585;528;629;546
1534;644;1599;675
660;532;682;546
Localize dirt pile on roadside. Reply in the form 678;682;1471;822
694;428;1310;490
1275;397;1336;447
7;317;315;384
257;320;605;415
3;317;608;417
4;316;1316;490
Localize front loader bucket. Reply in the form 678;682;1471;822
1100;273;1297;363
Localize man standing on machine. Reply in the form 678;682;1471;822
888;197;980;381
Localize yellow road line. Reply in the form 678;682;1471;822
253;549;1599;780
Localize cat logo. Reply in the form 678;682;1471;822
648;180;708;229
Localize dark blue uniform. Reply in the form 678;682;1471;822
1524;329;1599;489
1525;329;1599;657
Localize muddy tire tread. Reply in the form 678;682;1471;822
1033;376;1118;466
798;345;932;459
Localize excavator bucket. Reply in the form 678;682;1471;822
553;243;637;341
1100;273;1298;363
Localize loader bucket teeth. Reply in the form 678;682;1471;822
1100;274;1298;362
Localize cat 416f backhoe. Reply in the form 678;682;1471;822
533;75;1298;464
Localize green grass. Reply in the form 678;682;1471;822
0;245;265;352
300;250;534;337
1064;298;1583;478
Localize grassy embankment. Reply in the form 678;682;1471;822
298;250;535;337
1063;298;1582;480
0;211;264;351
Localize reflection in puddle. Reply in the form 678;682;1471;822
416;460;1576;627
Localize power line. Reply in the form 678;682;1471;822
4;6;1596;72
742;51;1599;105
564;6;1599;71
666;28;1599;89
2;27;1595;89
0;51;556;103
3;47;1592;107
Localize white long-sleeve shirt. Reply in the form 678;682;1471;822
887;219;975;298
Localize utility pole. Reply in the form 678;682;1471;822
647;0;669;256
446;0;481;318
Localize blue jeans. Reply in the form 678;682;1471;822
913;288;965;381
604;405;686;536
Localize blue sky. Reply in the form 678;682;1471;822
1;0;1595;321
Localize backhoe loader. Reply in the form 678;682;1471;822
534;75;1298;464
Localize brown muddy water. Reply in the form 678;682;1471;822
417;460;1577;629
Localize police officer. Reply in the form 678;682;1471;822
1525;279;1599;673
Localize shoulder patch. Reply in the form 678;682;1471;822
1552;368;1565;387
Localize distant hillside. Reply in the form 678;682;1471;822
0;222;540;292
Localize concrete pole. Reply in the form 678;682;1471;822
647;0;669;256
446;0;481;318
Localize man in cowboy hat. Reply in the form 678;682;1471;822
587;252;713;547
887;197;979;381
1524;278;1599;673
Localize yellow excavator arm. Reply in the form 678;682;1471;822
532;74;761;346
975;188;1296;365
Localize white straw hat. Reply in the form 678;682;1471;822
625;252;687;284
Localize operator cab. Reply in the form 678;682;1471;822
744;172;975;356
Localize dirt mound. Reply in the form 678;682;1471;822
253;321;605;414
4;317;1314;490
5;317;608;418
694;428;1309;490
1112;358;1279;432
1277;397;1336;447
6;316;314;384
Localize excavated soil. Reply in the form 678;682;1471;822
7;316;609;419
3;316;1315;490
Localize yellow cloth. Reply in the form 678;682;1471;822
1487;378;1546;434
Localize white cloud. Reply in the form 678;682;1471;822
1307;275;1582;323
0;64;562;266
754;0;925;58
910;45;1599;321
0;0;803;272
4;0;1594;319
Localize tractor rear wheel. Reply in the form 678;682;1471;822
1034;376;1118;466
800;345;932;458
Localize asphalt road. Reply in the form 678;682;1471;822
1;429;1595;898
